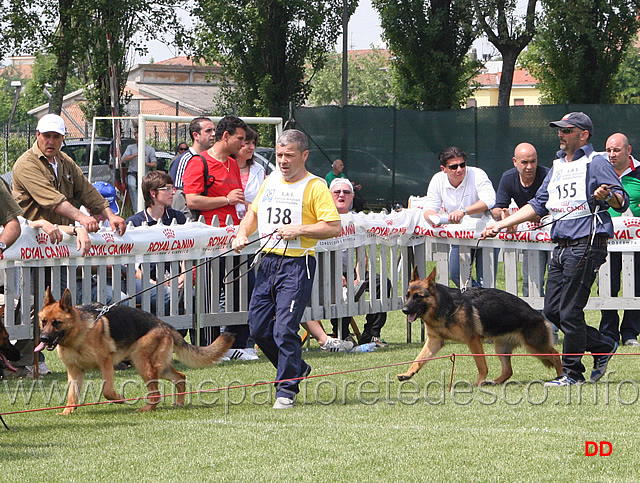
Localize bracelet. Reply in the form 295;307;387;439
226;196;230;205
72;227;78;236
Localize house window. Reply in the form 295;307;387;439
514;98;524;106
466;98;477;108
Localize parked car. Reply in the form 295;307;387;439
154;151;174;173
60;137;135;185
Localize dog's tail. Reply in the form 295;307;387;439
172;331;234;368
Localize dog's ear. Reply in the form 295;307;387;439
43;286;54;306
426;267;437;284
411;266;421;282
59;288;73;312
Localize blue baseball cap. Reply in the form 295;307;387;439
93;181;119;215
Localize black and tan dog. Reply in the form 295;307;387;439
0;307;21;378
397;268;562;385
36;288;233;414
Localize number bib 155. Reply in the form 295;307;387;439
546;157;591;221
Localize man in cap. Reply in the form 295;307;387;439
12;113;126;236
482;112;627;386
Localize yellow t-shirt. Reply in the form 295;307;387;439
252;173;340;256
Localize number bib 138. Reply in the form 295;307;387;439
257;172;317;250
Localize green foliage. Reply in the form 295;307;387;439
614;45;640;105
308;48;395;107
1;0;185;127
372;0;482;110
192;0;355;118
521;0;640;104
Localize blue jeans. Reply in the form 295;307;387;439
544;242;616;381
127;173;138;212
449;245;498;288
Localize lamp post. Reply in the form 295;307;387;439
7;80;22;134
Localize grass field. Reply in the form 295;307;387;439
2;303;639;482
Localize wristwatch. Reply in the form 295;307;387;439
461;207;468;215
604;192;614;203
0;242;7;253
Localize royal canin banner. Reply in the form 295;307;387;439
3;212;640;264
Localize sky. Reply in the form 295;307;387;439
138;0;498;65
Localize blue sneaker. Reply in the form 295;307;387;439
590;342;618;382
543;375;581;387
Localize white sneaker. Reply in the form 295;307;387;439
224;348;259;361
243;348;259;359
321;336;354;352
38;362;52;375
273;397;295;409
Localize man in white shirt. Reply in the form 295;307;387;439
122;129;157;211
423;146;496;287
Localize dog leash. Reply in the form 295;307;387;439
93;229;279;321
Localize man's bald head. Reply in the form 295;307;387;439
606;133;632;174
512;143;538;185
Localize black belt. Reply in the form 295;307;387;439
555;235;608;248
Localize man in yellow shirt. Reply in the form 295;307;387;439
233;129;341;409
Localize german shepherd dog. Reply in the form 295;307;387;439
36;288;234;414
0;307;21;378
397;268;562;385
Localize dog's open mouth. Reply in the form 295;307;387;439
0;353;17;372
34;334;63;353
405;312;418;323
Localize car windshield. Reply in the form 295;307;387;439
61;144;110;166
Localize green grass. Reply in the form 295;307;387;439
1;305;638;481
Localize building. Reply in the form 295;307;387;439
26;57;223;140
467;61;541;107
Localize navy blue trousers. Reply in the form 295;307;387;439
249;254;315;398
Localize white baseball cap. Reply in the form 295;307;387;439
36;114;66;136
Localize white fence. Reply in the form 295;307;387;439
2;210;638;341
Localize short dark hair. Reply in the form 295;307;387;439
142;170;173;208
439;146;467;167
189;117;213;142
244;127;259;166
215;115;248;142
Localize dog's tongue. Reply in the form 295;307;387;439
0;353;17;372
407;314;417;323
34;342;46;353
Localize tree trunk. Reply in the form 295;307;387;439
497;49;519;107
50;0;75;114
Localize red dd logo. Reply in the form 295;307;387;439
585;441;612;456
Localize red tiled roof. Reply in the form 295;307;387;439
473;68;537;86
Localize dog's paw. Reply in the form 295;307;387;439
58;409;74;416
397;373;413;381
104;393;124;403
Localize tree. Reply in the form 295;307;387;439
614;45;640;104
308;48;394;106
1;0;183;127
372;0;482;110
473;0;537;106
191;0;354;118
521;0;640;104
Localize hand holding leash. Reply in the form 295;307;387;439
480;222;503;239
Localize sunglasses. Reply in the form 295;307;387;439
558;127;578;134
447;162;466;170
178;147;188;152
332;190;353;195
156;186;175;192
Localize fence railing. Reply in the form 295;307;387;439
2;210;636;342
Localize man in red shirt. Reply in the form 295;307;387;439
183;115;247;226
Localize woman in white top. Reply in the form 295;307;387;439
234;127;266;220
